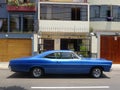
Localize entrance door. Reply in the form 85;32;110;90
44;39;54;50
100;35;120;64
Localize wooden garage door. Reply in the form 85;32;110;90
100;36;120;64
0;39;32;62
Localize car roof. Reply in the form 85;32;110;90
42;50;73;55
45;50;73;53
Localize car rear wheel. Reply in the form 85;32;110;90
91;67;103;78
31;67;43;78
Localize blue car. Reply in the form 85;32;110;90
9;50;112;78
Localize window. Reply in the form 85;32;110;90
45;52;61;59
61;52;79;59
40;4;88;21
0;19;7;32
45;53;56;59
44;52;79;59
71;8;80;20
40;5;47;19
90;5;113;21
23;15;34;32
113;6;120;21
9;14;34;32
10;14;21;32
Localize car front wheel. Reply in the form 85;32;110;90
31;67;43;78
91;67;103;78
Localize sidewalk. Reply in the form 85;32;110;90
0;62;120;70
0;62;9;69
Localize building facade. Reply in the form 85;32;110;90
38;0;120;64
1;0;120;64
38;0;90;57
89;0;120;63
0;0;38;62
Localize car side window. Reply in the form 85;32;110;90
61;52;79;59
60;52;72;59
45;53;56;59
45;52;61;59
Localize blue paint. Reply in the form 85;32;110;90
9;50;112;75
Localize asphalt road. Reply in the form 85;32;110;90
0;69;120;90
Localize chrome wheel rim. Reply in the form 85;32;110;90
92;68;101;78
33;68;42;78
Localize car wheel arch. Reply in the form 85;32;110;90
90;66;103;78
30;66;45;74
90;66;104;72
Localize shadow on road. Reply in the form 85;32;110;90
0;86;26;90
7;72;110;79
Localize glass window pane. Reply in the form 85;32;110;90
40;4;88;21
113;5;120;21
64;5;71;20
40;5;47;19
45;53;56;59
80;5;88;21
0;19;7;32
52;5;63;20
61;52;72;59
23;15;34;32
10;14;21;32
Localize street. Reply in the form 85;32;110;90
0;69;120;90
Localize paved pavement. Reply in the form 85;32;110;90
0;62;120;70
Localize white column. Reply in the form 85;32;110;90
33;34;38;52
91;36;98;57
54;39;60;50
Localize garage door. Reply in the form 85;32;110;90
0;39;32;62
100;36;120;64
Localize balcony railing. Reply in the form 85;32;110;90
7;0;36;12
7;5;36;12
39;20;89;33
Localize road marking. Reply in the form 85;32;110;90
31;86;110;89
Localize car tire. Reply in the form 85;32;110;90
31;67;43;78
91;67;103;78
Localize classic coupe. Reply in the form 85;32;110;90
9;50;112;78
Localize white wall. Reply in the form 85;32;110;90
88;0;120;5
90;22;120;31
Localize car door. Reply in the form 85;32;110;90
56;52;85;74
43;52;62;74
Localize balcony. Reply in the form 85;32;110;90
39;20;89;33
7;1;36;12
